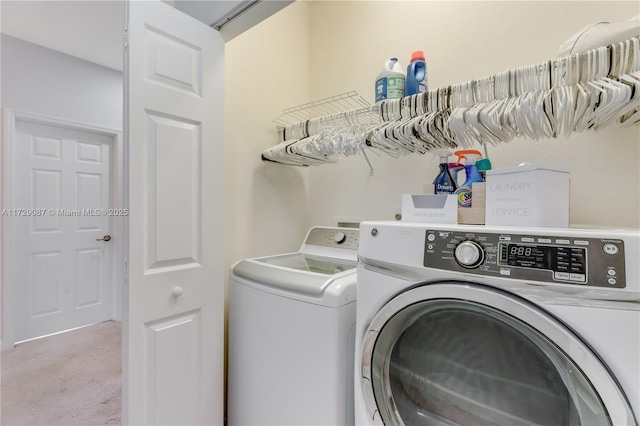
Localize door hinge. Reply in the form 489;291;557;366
123;256;129;285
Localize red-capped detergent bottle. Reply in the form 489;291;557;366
406;50;428;96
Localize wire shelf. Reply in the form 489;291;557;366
272;91;375;128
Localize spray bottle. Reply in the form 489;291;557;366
432;150;457;194
454;149;484;207
448;162;465;188
476;158;493;181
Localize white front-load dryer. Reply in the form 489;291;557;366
355;221;640;426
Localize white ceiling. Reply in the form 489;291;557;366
0;0;270;71
173;1;256;28
1;1;126;71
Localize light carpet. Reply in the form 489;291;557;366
1;320;122;425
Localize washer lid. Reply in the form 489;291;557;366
255;252;356;275
232;253;356;297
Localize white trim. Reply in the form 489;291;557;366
1;108;124;350
15;320;116;346
360;282;636;426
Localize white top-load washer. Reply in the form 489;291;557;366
355;221;640;426
228;226;359;426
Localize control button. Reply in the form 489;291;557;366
521;237;535;243
556;239;570;245
454;241;485;268
570;273;586;282
427;233;436;242
500;269;511;276
574;240;589;246
603;243;619;255
334;232;346;244
538;238;552;244
555;272;570;280
608;278;617;285
499;236;512;241
427;244;434;250
608;269;616;276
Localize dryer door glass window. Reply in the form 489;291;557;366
371;299;611;426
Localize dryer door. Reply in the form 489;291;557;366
360;282;635;426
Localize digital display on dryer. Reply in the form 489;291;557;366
499;244;551;269
499;243;586;274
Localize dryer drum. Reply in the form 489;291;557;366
361;284;635;426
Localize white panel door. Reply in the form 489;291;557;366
125;1;224;424
12;119;114;342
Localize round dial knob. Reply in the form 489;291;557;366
455;240;484;268
334;232;347;244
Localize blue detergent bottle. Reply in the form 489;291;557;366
454;149;484;207
406;50;428;96
432;150;457;194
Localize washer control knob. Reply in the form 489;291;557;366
334;231;347;244
455;240;484;268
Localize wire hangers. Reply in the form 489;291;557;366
263;36;640;167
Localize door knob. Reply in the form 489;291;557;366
97;235;112;242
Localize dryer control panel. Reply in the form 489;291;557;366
423;230;626;288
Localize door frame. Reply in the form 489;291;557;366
1;108;125;350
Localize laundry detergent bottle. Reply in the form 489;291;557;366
375;58;405;103
433;150;457;194
454;149;484;207
448;162;465;188
406;50;428;96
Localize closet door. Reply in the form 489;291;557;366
124;1;224;424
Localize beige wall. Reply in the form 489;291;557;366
305;1;639;229
225;1;639;264
225;1;311;269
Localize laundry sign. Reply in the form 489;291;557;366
485;164;570;228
